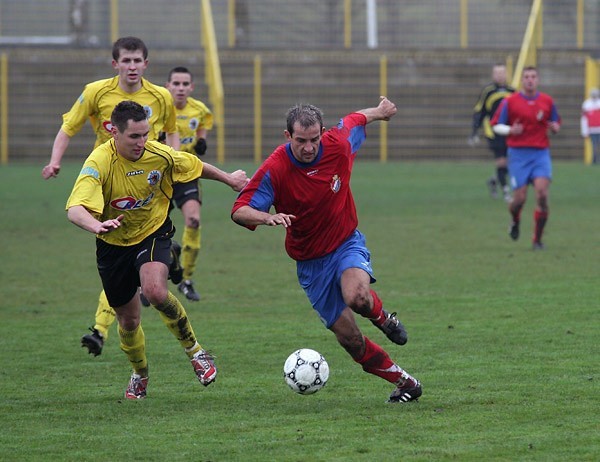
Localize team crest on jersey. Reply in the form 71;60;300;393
147;170;161;185
102;120;113;132
330;174;341;193
536;110;544;121
143;105;153;119
189;118;199;130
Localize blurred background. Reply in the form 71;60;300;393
0;0;599;163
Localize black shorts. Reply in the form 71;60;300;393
487;136;508;159
96;219;175;307
172;179;203;209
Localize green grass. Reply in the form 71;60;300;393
0;161;598;461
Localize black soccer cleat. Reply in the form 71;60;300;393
81;327;104;357
169;240;183;284
178;280;201;302
509;221;520;241
388;379;422;403
371;309;408;345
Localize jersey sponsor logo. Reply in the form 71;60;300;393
110;192;154;210
80;166;99;179
330;174;341;193
307;169;319;176
181;136;195;145
147;170;161;186
126;169;144;177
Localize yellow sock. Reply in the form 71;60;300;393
181;225;201;280
119;323;147;376
94;291;116;341
155;291;201;357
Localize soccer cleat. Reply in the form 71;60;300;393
532;241;545;251
169;241;183;284
81;327;104;356
178;280;201;302
191;349;217;386
371;309;408;345
139;291;151;307
486;177;498;198
388;379;422;403
509;221;520;241
124;373;148;400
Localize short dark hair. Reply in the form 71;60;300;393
111;100;147;133
168;66;194;82
523;65;537;73
112;36;148;61
286;103;324;136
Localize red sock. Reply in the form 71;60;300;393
355;337;410;385
369;289;384;323
533;209;548;243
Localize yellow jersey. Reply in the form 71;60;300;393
61;76;177;148
175;97;213;154
66;139;203;246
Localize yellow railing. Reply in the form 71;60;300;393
201;0;225;164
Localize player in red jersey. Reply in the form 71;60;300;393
491;66;561;250
232;97;422;403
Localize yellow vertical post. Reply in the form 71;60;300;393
344;0;351;49
228;0;236;48
379;55;388;163
0;53;8;165
536;0;543;47
576;0;584;49
254;55;262;164
583;57;598;165
110;0;119;43
505;55;514;83
460;0;468;49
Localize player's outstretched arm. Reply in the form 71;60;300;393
357;96;397;124
200;163;249;192
232;206;295;228
42;130;71;179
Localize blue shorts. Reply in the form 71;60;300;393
296;230;375;329
508;147;552;189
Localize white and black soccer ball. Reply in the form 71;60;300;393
283;348;329;395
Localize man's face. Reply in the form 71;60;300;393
166;72;194;106
112;119;149;161
285;122;324;164
521;69;539;93
113;49;148;87
492;65;507;86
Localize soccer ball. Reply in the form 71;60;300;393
283;348;329;395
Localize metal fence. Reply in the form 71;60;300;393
0;1;596;164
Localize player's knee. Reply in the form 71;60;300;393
187;216;200;229
347;290;371;315
142;285;168;306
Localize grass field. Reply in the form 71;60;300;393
0;161;598;461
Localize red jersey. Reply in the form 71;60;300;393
491;91;560;148
232;113;368;261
